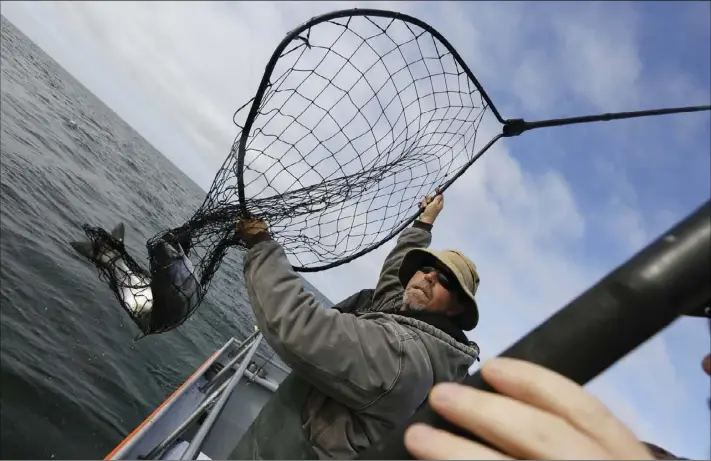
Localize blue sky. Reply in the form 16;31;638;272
3;1;709;458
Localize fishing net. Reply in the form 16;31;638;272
74;9;710;337
190;11;490;274
76;10;491;336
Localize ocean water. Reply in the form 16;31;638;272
0;16;330;460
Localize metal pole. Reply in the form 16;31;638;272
359;199;711;459
199;330;261;392
139;376;234;460
244;369;279;392
181;333;264;460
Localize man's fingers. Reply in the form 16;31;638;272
236;219;268;236
421;191;443;206
405;423;512;461
427;382;611;460
480;358;653;460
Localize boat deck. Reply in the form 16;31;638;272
105;331;289;460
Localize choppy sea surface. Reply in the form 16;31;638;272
0;16;330;460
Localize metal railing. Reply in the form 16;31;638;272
181;333;264;460
137;331;264;460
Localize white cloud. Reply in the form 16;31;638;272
601;199;649;252
549;2;643;112
3;1;709;458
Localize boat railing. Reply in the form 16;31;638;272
132;329;275;460
198;329;261;393
179;333;264;460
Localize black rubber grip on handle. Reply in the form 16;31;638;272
359;199;711;460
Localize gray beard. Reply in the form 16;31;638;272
402;292;427;313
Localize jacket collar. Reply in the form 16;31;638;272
398;310;470;345
358;311;480;360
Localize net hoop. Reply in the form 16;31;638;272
234;8;503;272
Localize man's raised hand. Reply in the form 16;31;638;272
235;218;269;239
419;187;444;225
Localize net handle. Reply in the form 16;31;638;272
502;105;711;137
358;198;711;459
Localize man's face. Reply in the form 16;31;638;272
403;265;463;317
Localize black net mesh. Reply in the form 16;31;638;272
75;11;492;336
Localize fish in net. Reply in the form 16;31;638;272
70;9;711;337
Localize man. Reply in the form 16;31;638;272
229;190;481;460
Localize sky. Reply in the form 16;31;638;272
2;1;710;458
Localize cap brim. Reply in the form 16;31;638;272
399;248;479;331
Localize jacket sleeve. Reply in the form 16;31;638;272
242;239;430;410
370;221;433;311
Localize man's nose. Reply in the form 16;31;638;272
423;271;438;285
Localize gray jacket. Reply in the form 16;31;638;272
243;224;480;459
